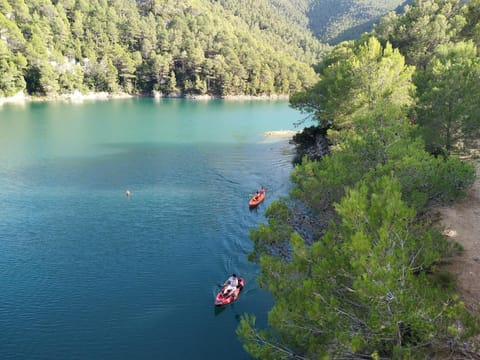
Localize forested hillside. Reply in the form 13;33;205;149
211;0;410;48
0;0;328;98
210;0;325;65
307;0;410;43
0;0;416;98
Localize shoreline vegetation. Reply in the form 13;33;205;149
239;0;480;353
0;91;290;106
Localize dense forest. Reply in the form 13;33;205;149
0;0;413;98
239;0;480;359
308;0;409;43
0;0;328;97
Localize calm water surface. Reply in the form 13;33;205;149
0;98;304;359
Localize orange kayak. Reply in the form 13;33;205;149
215;277;245;306
249;188;266;207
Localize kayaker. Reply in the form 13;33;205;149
223;274;238;296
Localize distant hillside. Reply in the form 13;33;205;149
307;0;411;44
212;0;327;64
211;1;415;48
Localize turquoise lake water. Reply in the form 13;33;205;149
0;98;304;359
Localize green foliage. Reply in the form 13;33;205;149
290;37;415;139
244;176;474;358
291;107;475;216
0;41;26;96
290;91;419;216
415;41;480;155
248;200;296;263
215;0;329;65
372;148;476;209
290;150;365;214
460;0;480;49
374;0;466;69
0;12;27;96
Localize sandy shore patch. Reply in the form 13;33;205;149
438;160;480;314
264;130;298;138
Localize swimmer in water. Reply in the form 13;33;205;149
125;190;131;197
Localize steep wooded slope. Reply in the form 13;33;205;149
308;0;411;44
0;0;326;97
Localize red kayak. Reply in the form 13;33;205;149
249;187;266;207
215;277;245;306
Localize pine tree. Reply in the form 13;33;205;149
416;41;480;155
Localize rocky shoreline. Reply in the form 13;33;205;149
152;90;289;101
289;125;330;163
0;91;289;106
0;91;135;106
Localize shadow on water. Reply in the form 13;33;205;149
214;305;227;316
213;303;244;323
249;205;261;213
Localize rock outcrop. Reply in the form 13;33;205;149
290;126;330;163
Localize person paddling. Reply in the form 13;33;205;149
223;274;239;297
